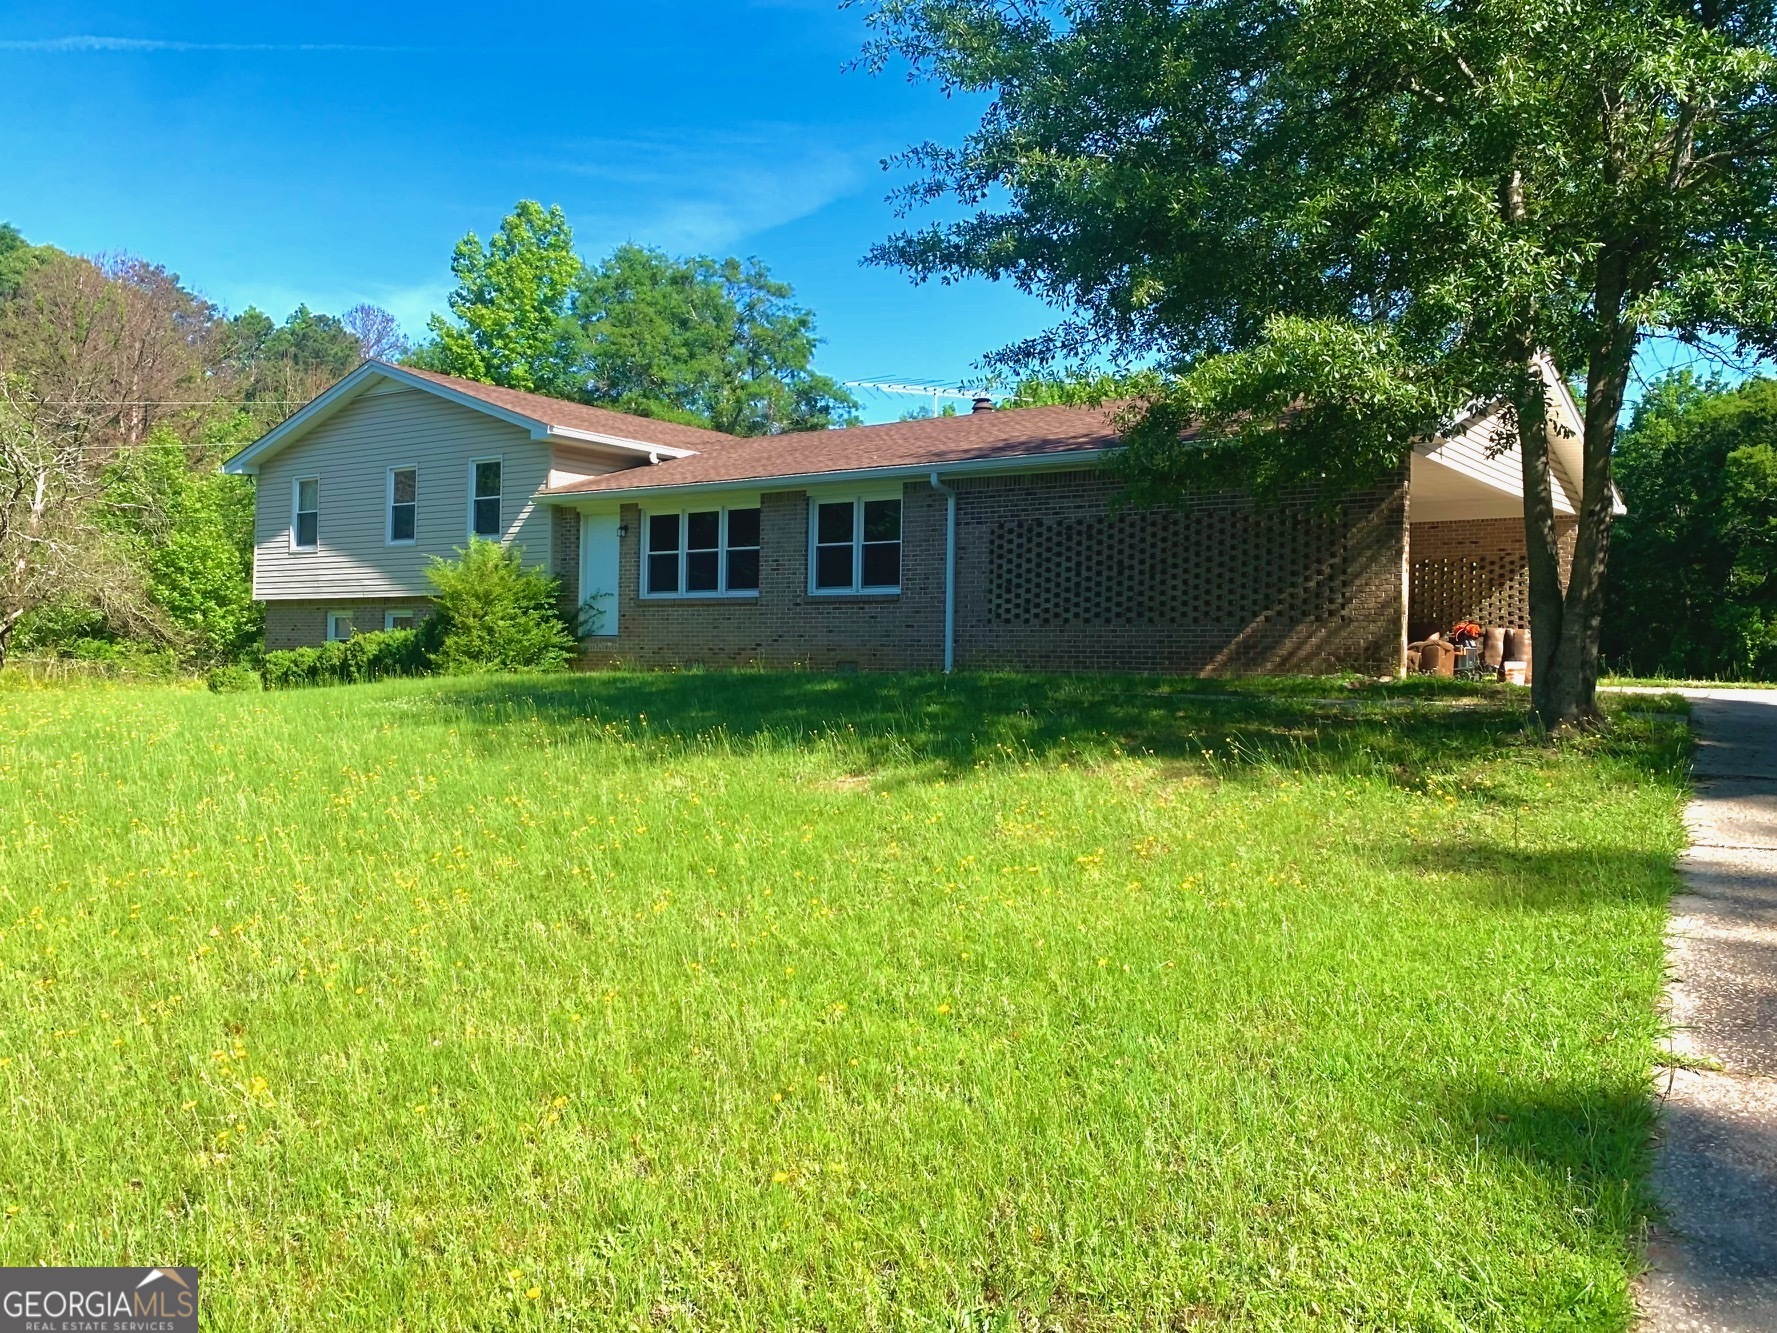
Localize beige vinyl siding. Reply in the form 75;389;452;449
253;386;554;600
549;443;628;491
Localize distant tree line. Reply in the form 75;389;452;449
0;223;411;669
1605;371;1777;680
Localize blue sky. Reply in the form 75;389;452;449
0;1;1056;422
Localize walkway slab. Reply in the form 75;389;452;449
1638;690;1777;1332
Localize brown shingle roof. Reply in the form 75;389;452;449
539;403;1126;497
392;363;741;453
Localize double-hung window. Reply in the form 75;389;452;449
812;497;901;593
292;477;319;552
470;459;502;539
387;467;417;544
644;506;762;597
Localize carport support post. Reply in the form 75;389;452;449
929;471;956;673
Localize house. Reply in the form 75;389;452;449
222;359;1590;675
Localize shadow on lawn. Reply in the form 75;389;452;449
1428;1077;1657;1231
1397;840;1681;912
404;670;1568;784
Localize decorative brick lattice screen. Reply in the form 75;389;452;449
987;506;1356;626
1409;549;1530;631
1407;518;1576;638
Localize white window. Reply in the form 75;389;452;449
326;611;354;642
384;609;419;632
469;458;502;539
811;497;901;594
292;477;319;552
643;506;762;598
387;466;417;545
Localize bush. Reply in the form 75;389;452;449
262;629;429;690
426;539;576;674
204;664;262;693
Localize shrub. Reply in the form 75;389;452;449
426;539;576;674
204;664;262;693
262;629;429;690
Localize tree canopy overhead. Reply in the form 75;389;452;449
857;0;1777;725
416;202;856;435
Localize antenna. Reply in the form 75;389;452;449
844;380;985;418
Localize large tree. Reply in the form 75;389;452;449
414;200;587;398
575;244;856;435
417;203;856;435
858;0;1777;727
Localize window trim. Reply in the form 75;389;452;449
383;609;420;632
807;495;902;596
325;611;354;642
386;464;418;547
290;476;320;554
639;504;763;600
467;455;504;541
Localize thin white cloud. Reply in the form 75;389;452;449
548;127;874;255
0;35;419;53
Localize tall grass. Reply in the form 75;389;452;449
0;672;1687;1329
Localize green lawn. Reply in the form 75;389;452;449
0;672;1687;1329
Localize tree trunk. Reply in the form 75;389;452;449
1530;255;1636;731
1508;345;1574;725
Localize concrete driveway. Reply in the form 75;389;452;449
1637;690;1777;1331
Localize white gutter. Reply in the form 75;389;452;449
928;471;957;673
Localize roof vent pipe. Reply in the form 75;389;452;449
971;394;995;413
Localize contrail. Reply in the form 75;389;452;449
0;35;424;53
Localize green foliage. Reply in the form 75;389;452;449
413;201;586;398
575;244;856;434
415;204;855;435
204;663;261;693
1605;373;1777;678
99;428;262;663
1003;372;1150;409
0;223;51;298
261;629;430;690
424;539;576;674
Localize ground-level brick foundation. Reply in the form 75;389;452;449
263;600;435;649
1407;517;1577;641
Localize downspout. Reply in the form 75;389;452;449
928;471;956;673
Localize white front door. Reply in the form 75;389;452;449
578;512;620;637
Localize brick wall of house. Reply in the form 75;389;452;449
551;507;581;606
586;481;947;670
950;470;1409;675
263;599;435;649
592;468;1409;676
1407;517;1577;640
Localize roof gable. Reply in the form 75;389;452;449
222;360;737;476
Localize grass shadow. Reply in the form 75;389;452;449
392;669;1578;787
1394;839;1681;912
